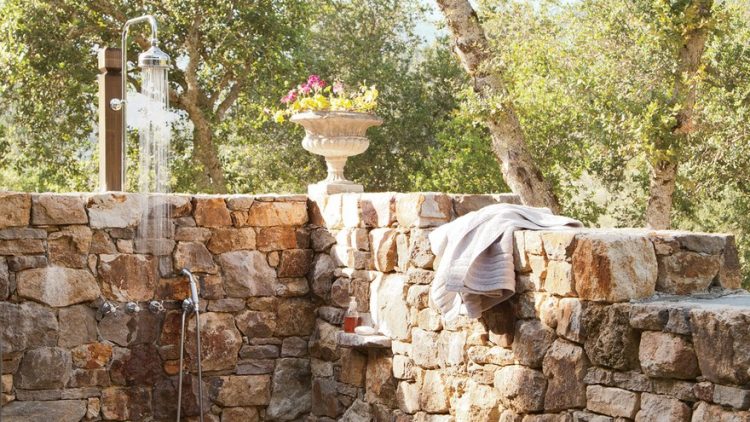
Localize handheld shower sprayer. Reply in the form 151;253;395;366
180;268;200;312
177;268;204;421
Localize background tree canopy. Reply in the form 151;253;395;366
0;0;748;284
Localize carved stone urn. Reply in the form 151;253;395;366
290;111;383;196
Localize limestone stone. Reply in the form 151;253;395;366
371;274;410;340
222;407;260;422
310;253;336;299
187;312;242;371
691;402;750;422
86;397;101;420
276;298;316;336
99;311;159;347
32;194;87;225
17;267;100;307
495;365;547;412
156;275;192;300
396;193;453;228
371;228;398;272
87;193;142;228
582;303;640;370
639;331;699;379
409;229;435;269
656;251;721;295
57;305;97;348
218;250;275;297
543;340;588;411
545;260;575;296
438;330;467;367
308;319;339;361
713;384;750;410
572;233;657;302
541;231;578;260
116;238;133;253
690;308;750;385
586;386;639;419
311;227;336;251
274;277;309;296
451;193;519;216
206;227;256;254
417;308;443;331
0;301;58;353
468;345;515;366
257;226;299;251
266;358;312;420
2;400;86;421
411;328;440;369
71;342;113;369
635;393;691;422
175;226;212;242
513;319;556;368
240;344;279;359
483;301;516;347
343;399;375;422
361;192;396;227
236;359;275;375
396;231;410;270
455;379;501;421
239;201;308;227
0;192;30;228
311;377;341;417
193;197;232;227
174;241;218;273
278;248;313;277
68;368;111;388
16;347;71;389
101;386;152;421
395;380;421;414
366;351;397;407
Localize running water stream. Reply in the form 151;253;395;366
136;65;172;240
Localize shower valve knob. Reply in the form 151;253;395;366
110;98;124;111
125;302;140;314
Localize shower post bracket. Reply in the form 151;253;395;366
98;47;124;192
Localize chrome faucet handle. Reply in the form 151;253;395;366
125;302;141;314
148;300;165;314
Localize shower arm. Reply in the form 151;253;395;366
110;14;160;188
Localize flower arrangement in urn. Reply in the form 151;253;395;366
275;75;382;196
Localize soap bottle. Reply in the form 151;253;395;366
343;296;359;333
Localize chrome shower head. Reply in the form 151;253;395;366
138;44;170;69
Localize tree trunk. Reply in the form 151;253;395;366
645;0;711;229
191;114;228;194
436;0;561;213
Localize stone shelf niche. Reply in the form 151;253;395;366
337;332;392;350
0;191;748;422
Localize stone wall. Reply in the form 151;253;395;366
1;191;749;422
306;192;750;422
0;192;314;422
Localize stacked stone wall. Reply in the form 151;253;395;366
307;192;750;422
0;192;315;421
2;191;749;422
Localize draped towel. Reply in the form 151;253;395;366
429;203;583;320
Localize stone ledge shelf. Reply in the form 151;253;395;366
337;332;391;349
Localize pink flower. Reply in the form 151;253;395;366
280;89;297;104
332;81;344;94
307;74;326;90
299;83;312;94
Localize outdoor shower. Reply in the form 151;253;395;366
178;268;204;422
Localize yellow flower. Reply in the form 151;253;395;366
273;110;286;123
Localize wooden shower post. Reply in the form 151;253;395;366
98;47;124;191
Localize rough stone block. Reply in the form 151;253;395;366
277;248;313;277
409;229;435;269
512;319;556;369
193;197;232;227
690;308;750;385
713;384;750;410
174;241;217;273
257;226;298;251
411;328;440;369
586;385;639;419
572;232;657;302
311;377;341;417
370;274;410;340
1;400;86;421
543;340;588;412
371;228;398;272
17;267;100;307
266;358;312;420
635;393;691;422
638;331;700;379
396;193;453;228
361;192;396;227
420;370;452;413
1;301;58;353
0;192;31;228
32;194;87;225
218;250;276;297
186;312;242;372
691;402;750;422
16;347;71;390
210;375;271;406
240;201;307;227
495;365;547;412
656;251;721;295
545;260;576;296
582;303;640;370
87;193;142;228
206;227;256;254
98;253;157;301
455;379;501;421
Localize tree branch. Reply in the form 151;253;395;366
215;81;242;122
